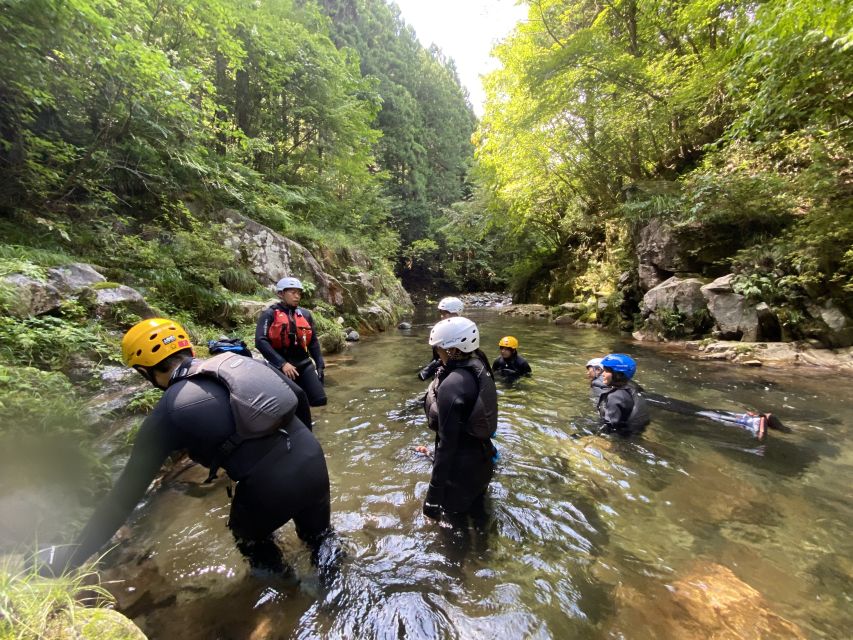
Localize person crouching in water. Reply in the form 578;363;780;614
597;353;650;437
492;336;532;381
33;318;332;577
422;317;498;524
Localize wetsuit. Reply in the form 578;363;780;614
492;352;532;380
597;384;651;437
59;368;330;572
423;352;497;514
640;390;774;438
256;303;327;407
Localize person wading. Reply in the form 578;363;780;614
422;317;498;524
418;296;465;381
256;277;327;407
33;318;332;577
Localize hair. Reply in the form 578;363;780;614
150;349;194;374
610;371;630;386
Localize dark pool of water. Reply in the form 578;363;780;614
95;309;851;639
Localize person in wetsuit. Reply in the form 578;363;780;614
422;317;498;522
418;296;464;381
35;318;331;576
597;353;651;437
586;355;783;440
492;336;532;381
256;276;327;407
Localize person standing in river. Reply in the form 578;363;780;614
422;317;498;523
492;336;532;381
418;296;465;381
33;318;332;577
597;353;651;437
256;276;327;407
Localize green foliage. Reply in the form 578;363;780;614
0;557;114;640
0;365;87;436
125;387;163;414
0;316;108;370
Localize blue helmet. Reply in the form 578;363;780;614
600;353;637;379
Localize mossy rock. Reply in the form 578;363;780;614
47;606;147;640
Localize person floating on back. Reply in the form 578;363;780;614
586;355;786;440
32;318;332;578
492;336;532;381
596;353;651;438
418;296;464;381
256;276;327;407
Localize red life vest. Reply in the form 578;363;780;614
269;308;313;351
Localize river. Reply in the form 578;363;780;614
98;307;852;639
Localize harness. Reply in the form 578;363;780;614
268;307;313;351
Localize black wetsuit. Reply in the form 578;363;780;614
62;370;330;572
492;353;532;380
597;384;651;437
256;303;327;407
424;352;496;514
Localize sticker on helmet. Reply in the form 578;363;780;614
162;335;176;345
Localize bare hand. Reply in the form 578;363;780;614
281;362;299;379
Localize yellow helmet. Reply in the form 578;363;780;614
498;336;519;349
122;318;194;368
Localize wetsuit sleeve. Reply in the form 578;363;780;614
304;310;325;369
67;409;179;568
601;388;634;433
518;356;532;376
255;307;286;369
428;370;475;505
491;357;502;372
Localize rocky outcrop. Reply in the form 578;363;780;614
682;340;853;369
499;304;551;318
639;276;711;337
700;275;782;341
1;273;62;317
635;218;683;290
216;208;411;331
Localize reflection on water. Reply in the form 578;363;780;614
97;309;851;639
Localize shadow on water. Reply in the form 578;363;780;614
13;307;851;639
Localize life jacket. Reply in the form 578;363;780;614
268;307;313;351
177;352;298;481
424;357;498;441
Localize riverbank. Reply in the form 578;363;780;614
491;301;852;370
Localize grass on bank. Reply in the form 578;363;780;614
0;556;115;640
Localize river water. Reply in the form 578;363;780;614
98;308;852;639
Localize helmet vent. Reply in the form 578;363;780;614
148;333;158;341
151;344;161;353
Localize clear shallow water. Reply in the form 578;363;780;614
98;309;852;639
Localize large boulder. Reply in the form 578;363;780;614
1;273;62;317
635;218;682;289
701;275;760;341
217;208;353;309
499;304;551;318
641;277;711;338
91;284;156;320
47;262;106;294
215;209;412;323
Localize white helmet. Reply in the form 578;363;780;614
437;296;464;314
586;358;603;368
275;277;303;292
429;317;480;353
